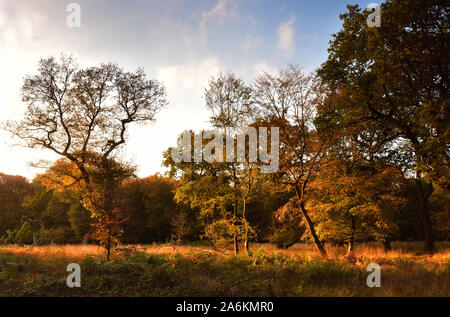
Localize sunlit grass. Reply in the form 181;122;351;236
1;241;449;263
0;244;104;262
0;242;448;296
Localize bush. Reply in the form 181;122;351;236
0;229;18;244
39;227;74;244
269;224;302;249
15;221;37;245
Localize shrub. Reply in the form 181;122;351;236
39;227;73;244
269;224;302;249
15;221;37;245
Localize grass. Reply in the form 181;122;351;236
0;242;448;297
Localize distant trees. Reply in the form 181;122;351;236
0;173;32;237
120;175;199;243
0;171;200;246
0;164;446;249
0;173;86;245
4;55;167;259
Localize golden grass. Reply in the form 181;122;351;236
0;244;104;262
0;241;448;296
1;241;448;264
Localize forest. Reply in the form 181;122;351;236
0;165;448;251
0;0;448;297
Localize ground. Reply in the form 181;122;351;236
0;242;448;296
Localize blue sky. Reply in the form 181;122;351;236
0;0;378;179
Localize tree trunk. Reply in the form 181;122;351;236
415;178;434;253
383;240;391;252
347;216;355;255
233;236;239;255
347;239;354;254
233;198;239;255
103;159;115;262
106;232;111;262
243;197;249;254
299;202;327;258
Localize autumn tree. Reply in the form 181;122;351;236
253;66;330;257
205;72;257;253
39;155;136;258
4;55;167;260
308;157;406;253
317;1;449;252
163;131;238;250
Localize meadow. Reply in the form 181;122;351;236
0;242;448;297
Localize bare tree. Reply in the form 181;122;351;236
4;55;167;260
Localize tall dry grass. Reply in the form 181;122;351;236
1;241;448;263
0;241;448;296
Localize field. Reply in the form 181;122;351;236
0;242;449;297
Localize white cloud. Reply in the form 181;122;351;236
121;57;222;177
155;57;221;109
277;18;295;58
201;0;237;26
241;35;260;53
247;15;257;26
253;61;278;77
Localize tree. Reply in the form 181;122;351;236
317;1;449;252
0;173;32;237
308;157;406;253
67;202;92;241
163;131;237;250
253;66;330;257
4;55;167;260
40;155;136;258
205;72;256;253
119;175;196;243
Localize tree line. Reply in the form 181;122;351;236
0;163;447;250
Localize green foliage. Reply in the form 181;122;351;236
269;224;303;249
14;221;37;245
316;0;449;252
308;159;407;245
0;230;18;244
120;175;199;243
203;218;248;249
67;203;92;240
0;173;32;237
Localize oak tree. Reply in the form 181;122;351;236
4;55;167;259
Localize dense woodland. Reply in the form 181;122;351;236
0;169;448;248
0;1;449;259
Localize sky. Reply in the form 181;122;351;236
0;0;377;180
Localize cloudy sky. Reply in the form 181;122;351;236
0;0;375;180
